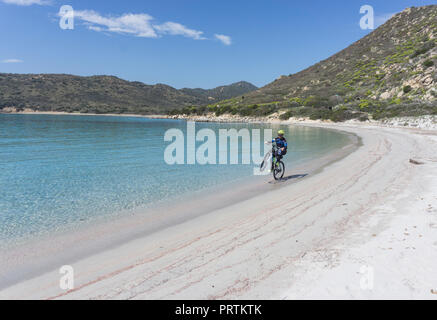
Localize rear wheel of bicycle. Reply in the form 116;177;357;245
273;161;285;180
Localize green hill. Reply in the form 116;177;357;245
174;5;436;121
0;74;257;115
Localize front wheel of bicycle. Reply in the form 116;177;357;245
260;151;271;172
273;161;285;180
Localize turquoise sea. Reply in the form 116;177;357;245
0;114;351;245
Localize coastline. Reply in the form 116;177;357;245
2;109;437;130
0;118;358;292
1;115;437;299
1;0;436;301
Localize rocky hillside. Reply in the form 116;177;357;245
0;74;257;115
181;81;257;102
174;5;436;121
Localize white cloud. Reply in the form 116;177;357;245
214;34;232;46
2;59;23;63
70;10;206;40
74;11;157;38
155;22;205;40
375;12;395;28
87;25;103;32
1;0;49;5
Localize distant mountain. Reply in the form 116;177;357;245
180;81;258;102
177;5;436;121
0;74;257;115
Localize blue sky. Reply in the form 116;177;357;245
0;0;434;89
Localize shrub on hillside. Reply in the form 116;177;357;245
403;85;412;93
303;96;333;108
410;41;435;58
423;60;434;68
371;101;436;120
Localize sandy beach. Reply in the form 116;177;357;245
1;121;437;299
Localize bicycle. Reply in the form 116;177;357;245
260;143;285;180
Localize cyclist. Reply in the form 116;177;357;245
261;129;287;178
272;130;287;160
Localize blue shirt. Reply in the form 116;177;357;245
272;136;287;149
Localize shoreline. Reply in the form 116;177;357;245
2;109;437;130
0;120;359;292
1;117;437;299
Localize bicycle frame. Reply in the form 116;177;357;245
260;142;284;176
271;145;279;169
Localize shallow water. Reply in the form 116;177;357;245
0;114;351;244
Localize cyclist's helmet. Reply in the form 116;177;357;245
278;130;285;136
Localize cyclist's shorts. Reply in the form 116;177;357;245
276;148;287;156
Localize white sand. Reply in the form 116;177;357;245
1;123;437;299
